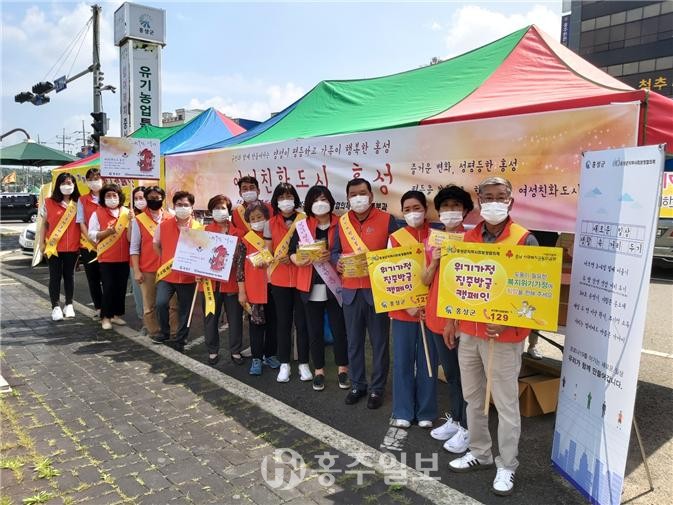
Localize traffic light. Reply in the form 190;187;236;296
31;94;50;106
90;111;107;150
94;71;105;89
31;81;54;94
14;92;34;103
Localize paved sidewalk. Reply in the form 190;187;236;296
0;279;447;505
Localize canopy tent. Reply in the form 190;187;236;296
188;25;671;154
0;140;76;166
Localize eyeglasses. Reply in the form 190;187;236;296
480;196;511;204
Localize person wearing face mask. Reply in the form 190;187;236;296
263;183;310;383
232;176;274;232
201;195;247;366
151;191;203;352
40;172;81;321
447;177;538;497
288;185;349;391
387;190;437;429
423;185;474;454
237;202;280;375
87;184;131;330
330;178;399;409
127;186;147;332
76;168;104;319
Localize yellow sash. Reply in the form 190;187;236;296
269;213;306;275
80;234;96;252
201;278;216;316
92;208;130;262
44;201;77;258
136;211;158;237
236;205;251;231
391;227;418;247
339;213;369;254
244;230;266;251
501;222;529;245
155;219;203;282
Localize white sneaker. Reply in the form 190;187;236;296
444;426;470;453
110;316;126;326
527;346;543;360
277;363;291;383
418;420;433;429
430;413;460;440
492;468;515;496
63;304;75;318
298;363;313;382
448;452;493;473
240;346;252;358
51;306;64;321
390;419;411;429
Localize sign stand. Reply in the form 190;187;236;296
632;415;654;493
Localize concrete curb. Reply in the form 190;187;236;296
1;265;480;505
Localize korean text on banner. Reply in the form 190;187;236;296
436;241;562;331
660;172;673;218
100;137;160;180
172;228;238;282
551;145;665;505
366;245;428;313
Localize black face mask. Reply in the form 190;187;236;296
147;200;163;211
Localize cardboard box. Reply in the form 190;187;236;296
518;374;560;417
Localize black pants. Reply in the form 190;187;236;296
271;285;309;364
303;291;349;370
156;281;196;345
204;290;244;355
250;286;277;360
99;262;130;319
47;252;78;308
80;248;102;310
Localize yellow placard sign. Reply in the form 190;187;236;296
366;245;429;313
437;241;563;331
660;172;673;218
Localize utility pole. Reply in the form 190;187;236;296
56;128;71;152
92;5;102;115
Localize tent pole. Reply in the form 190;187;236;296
640;89;649;146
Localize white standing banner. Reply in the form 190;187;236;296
100;137;160;179
172;228;238;282
551;145;665;505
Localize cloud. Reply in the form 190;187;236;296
442;4;561;58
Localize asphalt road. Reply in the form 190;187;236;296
1;237;671;505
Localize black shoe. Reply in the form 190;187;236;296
313;374;325;391
337;372;350;390
231;354;245;365
169;341;185;353
207;354;220;366
367;392;383;410
151;334;170;344
345;388;367;405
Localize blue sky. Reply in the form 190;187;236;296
1;1;561;153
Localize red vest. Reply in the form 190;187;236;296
388;223;430;322
268;213;300;288
338;207;392;290
45;198;80;253
458;219;531;343
95;207;130;263
296;215;338;293
80;193;99;226
205;222;241;293
243;231;268;304
232;201;273;231
136;210;162;273
159;216;196;284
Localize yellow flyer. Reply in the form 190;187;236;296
428;229;465;249
340;252;369;278
248;249;274;268
437;241;563;331
296;240;327;263
366;245;429;313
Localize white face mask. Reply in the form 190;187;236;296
439;210;464;229
212;208;230;222
311;200;331;216
404;211;425;228
174;206;192;220
87;180;102;192
241;191;258;203
134;199;147;211
277;199;295;213
60;184;75;196
105;197;119;209
250;220;266;232
480;201;510;225
349;195;370;214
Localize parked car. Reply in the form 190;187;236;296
19;222;36;253
0;192;38;222
654;218;673;268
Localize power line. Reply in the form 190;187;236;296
67;19;92;78
42;17;92;81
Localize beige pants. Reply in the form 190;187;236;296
140;272;178;337
458;332;524;471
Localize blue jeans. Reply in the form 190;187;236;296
392;319;438;422
430;327;467;427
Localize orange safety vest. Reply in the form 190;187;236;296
296;215;338;293
158;216;197;284
458;219;532;343
79;193;100;251
242;230;268;304
95;207;130;263
204;222;241;293
136;210;162;273
388;222;430;322
45;198;80;253
337;207;392;290
268;213;302;288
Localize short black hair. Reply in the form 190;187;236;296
51;172;80;203
100;183;125;208
143;185;165;200
270;182;301;215
244;200;270;222
303;185;335;218
85;168;100;180
433;185;474;213
400;190;427;210
172;191;195;206
346;178;372;194
237;176;259;190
